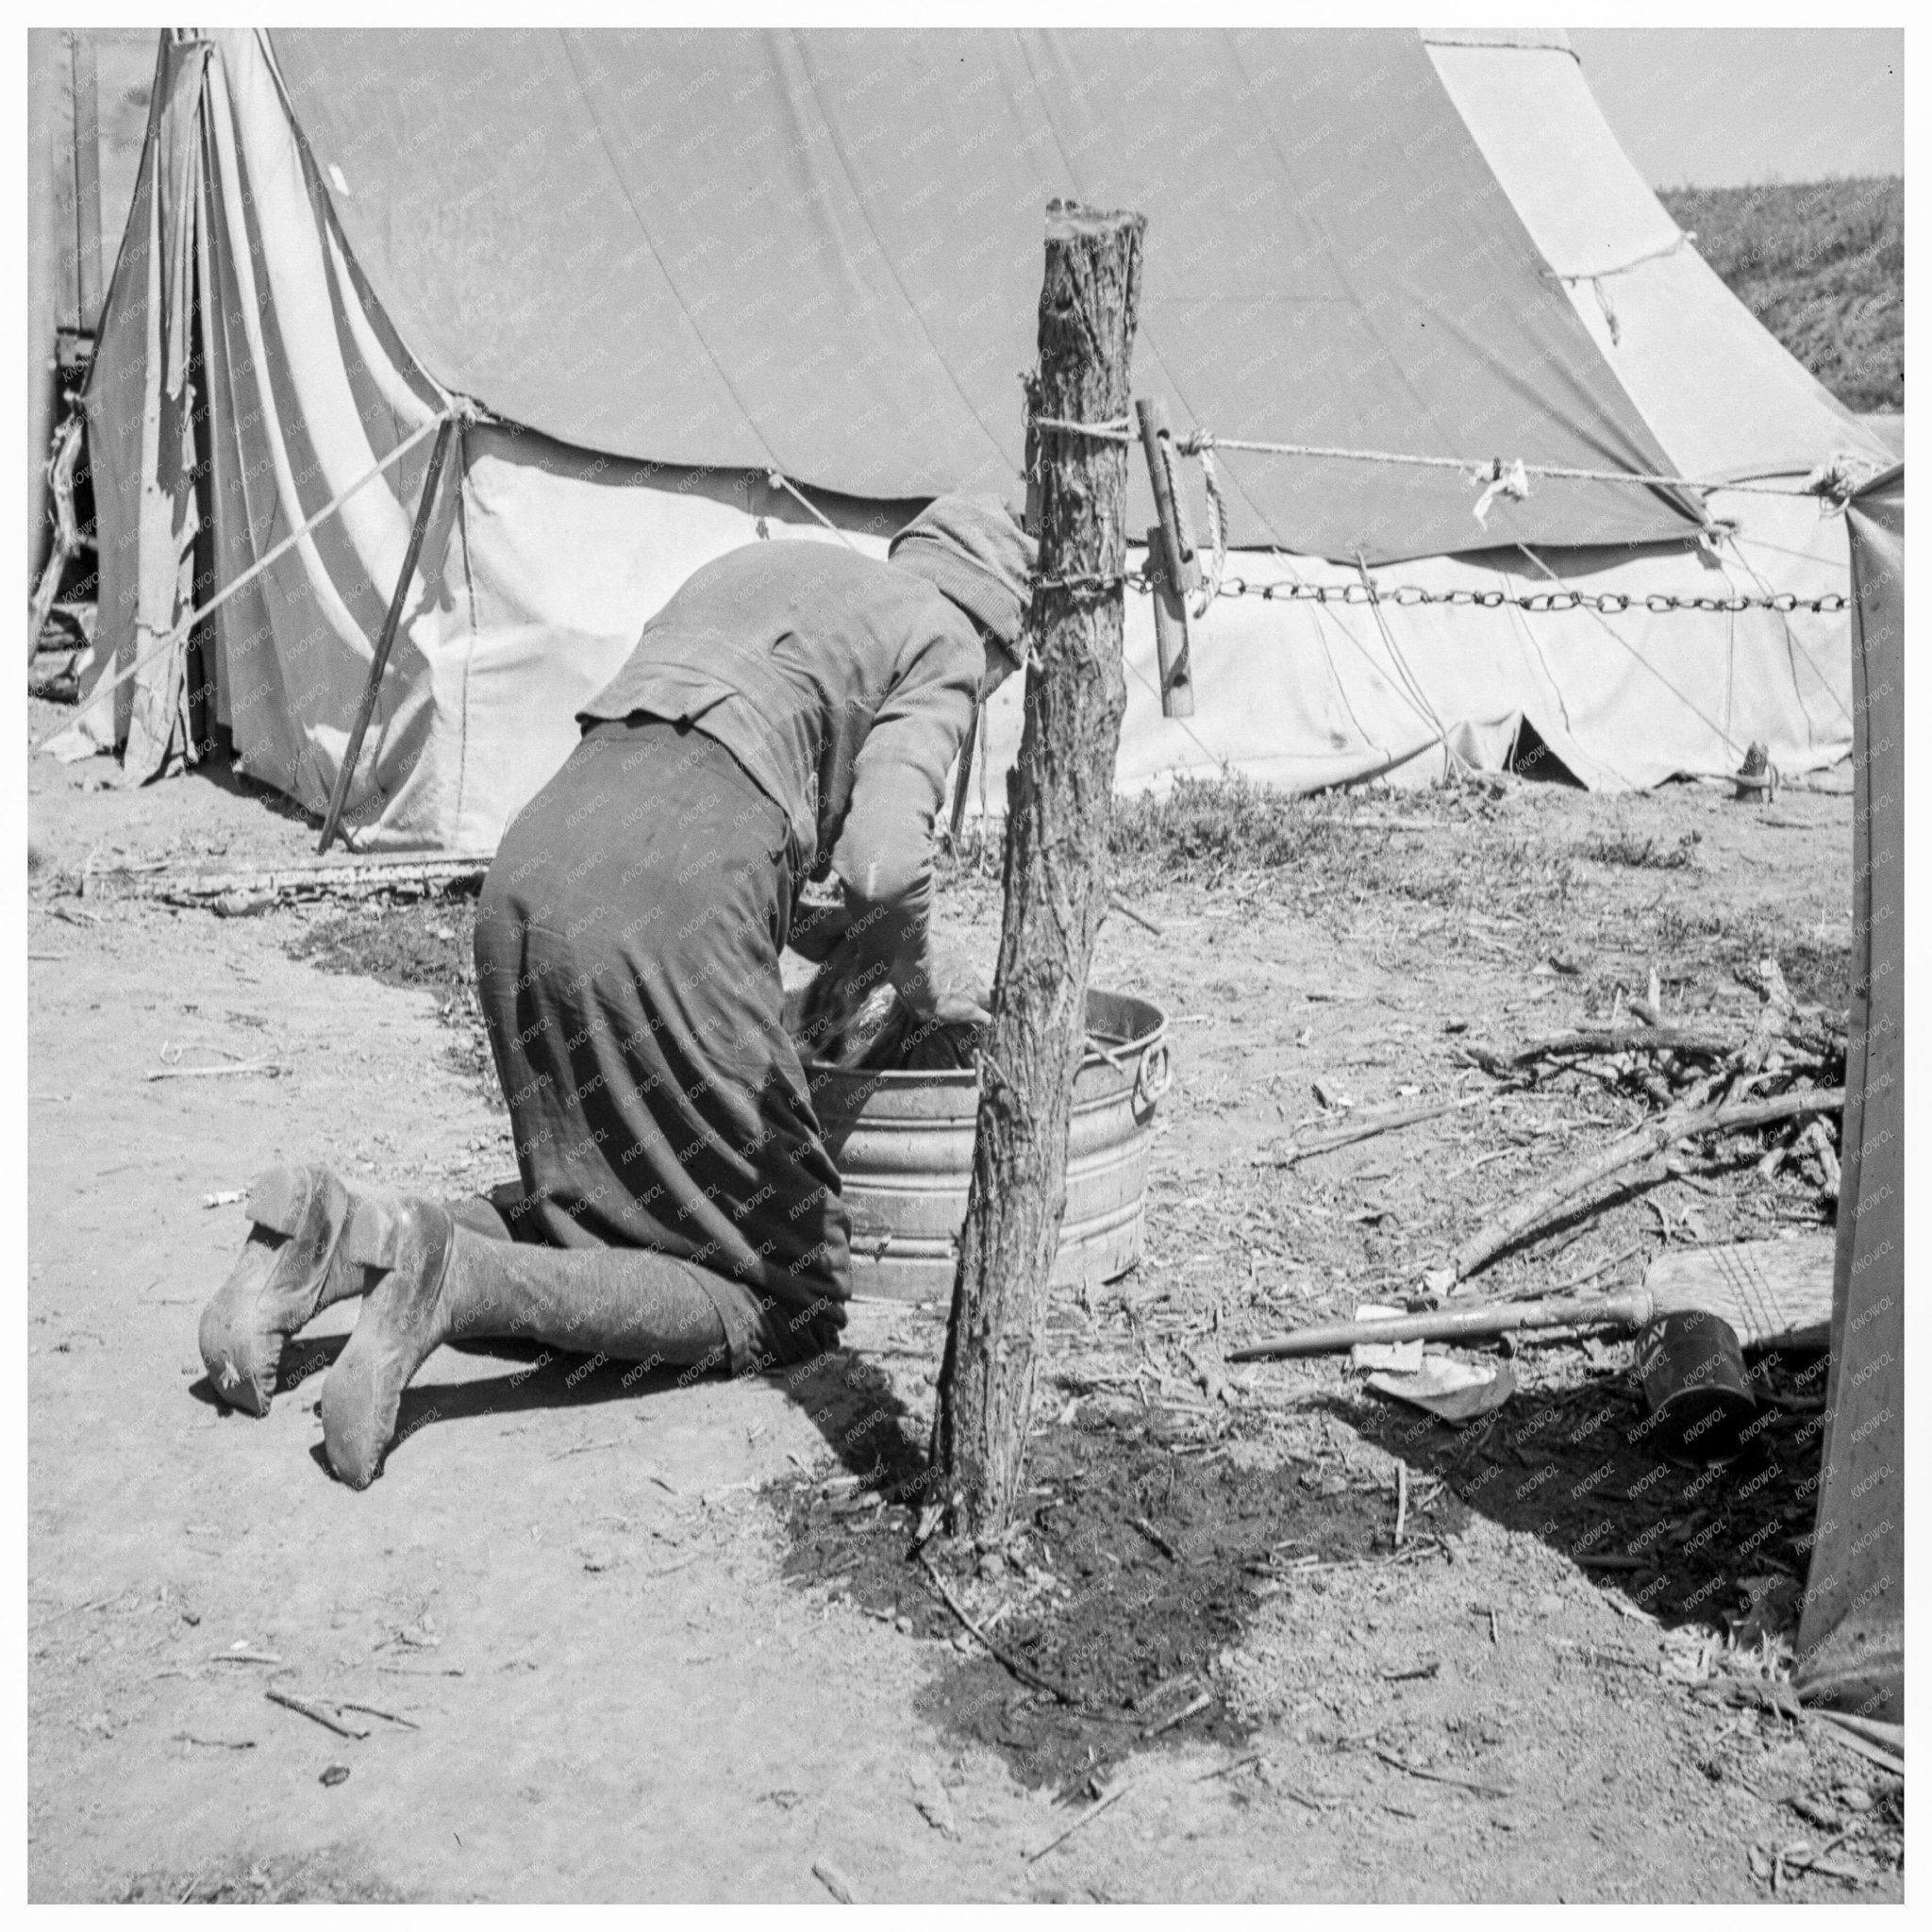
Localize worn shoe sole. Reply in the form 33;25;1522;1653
197;1166;388;1417
319;1198;458;1490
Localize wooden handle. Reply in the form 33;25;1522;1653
1136;398;1198;595
1145;524;1195;718
1229;1290;1655;1362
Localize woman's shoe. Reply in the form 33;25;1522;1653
319;1197;459;1489
198;1166;379;1416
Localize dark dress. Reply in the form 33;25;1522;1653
472;541;985;1369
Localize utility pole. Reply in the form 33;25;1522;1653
929;200;1145;1539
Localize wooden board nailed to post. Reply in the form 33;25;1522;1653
1137;396;1197;718
929;200;1147;1540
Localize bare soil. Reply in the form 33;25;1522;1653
27;703;1902;1901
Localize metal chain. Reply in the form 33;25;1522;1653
1024;571;1849;616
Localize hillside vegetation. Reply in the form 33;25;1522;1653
1660;177;1903;412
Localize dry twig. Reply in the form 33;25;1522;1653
1028;1778;1136;1860
919;1553;1085;1707
1371;1747;1515;1799
264;1688;369;1740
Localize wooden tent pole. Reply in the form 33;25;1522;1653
71;33;104;329
929;200;1145;1540
317;417;457;855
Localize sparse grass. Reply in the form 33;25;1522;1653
1643;901;1852;1018
289;890;503;1110
1100;776;1573;923
1580;830;1700;872
1660;177;1903;412
1719;922;1855;1018
1106;775;1329;887
117;1851;411;1904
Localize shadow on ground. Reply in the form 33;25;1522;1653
1333;1339;1829;1639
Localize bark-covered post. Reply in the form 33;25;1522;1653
929;200;1145;1539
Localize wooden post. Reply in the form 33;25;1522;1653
317;417;457;854
1145;523;1195;717
71;32;104;329
1136;397;1198;719
929;201;1145;1541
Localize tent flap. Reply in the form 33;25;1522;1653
1793;463;1904;1725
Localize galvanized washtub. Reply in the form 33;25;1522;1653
810;989;1171;1303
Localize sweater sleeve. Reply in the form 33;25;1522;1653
827;629;978;1008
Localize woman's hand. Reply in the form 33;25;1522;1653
894;938;991;1029
785;893;856;966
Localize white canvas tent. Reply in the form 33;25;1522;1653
62;27;1888;844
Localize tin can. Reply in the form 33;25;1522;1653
1633;1309;1757;1466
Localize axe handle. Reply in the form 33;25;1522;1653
1228;1291;1656;1362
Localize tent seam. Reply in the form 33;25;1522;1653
554;32;786;481
788;34;1011;476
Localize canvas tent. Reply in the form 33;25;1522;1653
1791;461;1904;1726
26;28;158;577
64;26;1888;839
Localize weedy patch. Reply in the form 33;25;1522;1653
1107;776;1330;886
117;1849;412;1904
1098;776;1570;926
288;890;503;1110
1581;830;1700;872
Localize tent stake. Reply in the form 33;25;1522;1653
317;416;457;855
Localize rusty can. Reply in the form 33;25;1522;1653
1632;1309;1757;1465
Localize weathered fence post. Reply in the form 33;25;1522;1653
929;200;1145;1540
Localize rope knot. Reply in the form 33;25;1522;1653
1468;458;1530;529
1803;452;1884;515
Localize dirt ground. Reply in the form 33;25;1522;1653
27;698;1902;1903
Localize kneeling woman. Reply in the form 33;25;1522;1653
198;496;1033;1485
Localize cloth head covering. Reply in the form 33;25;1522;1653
889;493;1036;650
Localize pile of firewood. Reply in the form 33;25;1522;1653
1436;958;1843;1291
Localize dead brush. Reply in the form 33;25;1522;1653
1581;830;1699;871
1106;775;1329;891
